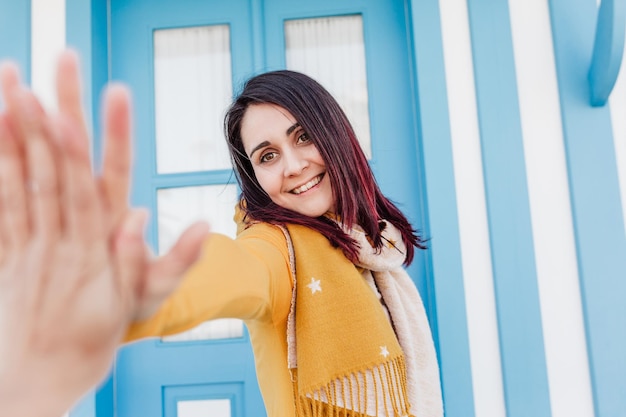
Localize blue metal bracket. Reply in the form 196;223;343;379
589;0;626;106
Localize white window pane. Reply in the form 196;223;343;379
162;318;243;342
158;184;243;342
154;25;233;173
285;15;372;158
177;399;231;417
157;184;238;254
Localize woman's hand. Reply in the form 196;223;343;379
0;49;209;416
0;65;147;416
53;50;211;322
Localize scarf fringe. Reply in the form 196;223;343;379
292;355;415;417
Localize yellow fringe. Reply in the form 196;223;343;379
292;356;415;417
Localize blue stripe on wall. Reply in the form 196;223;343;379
407;1;475;416
466;1;551;416
0;0;30;97
548;0;626;415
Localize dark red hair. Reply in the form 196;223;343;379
224;70;424;265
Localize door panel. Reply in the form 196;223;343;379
109;0;424;415
152;24;233;174
111;1;260;416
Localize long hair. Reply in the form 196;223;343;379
224;70;424;265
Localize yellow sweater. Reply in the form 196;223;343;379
124;222;296;416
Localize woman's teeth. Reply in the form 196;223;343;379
292;175;322;195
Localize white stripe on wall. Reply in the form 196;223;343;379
508;1;595;417
609;45;626;236
438;1;506;417
31;0;66;111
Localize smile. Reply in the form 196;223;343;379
291;174;324;195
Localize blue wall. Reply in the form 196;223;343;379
549;0;626;415
407;1;475;415
0;0;30;107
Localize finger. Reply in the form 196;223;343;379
146;221;210;291
0;62;28;154
100;84;133;228
54;115;102;241
14;91;61;241
0;61;21;111
113;209;149;316
55;49;90;142
0;115;29;249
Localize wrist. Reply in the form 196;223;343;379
0;368;77;417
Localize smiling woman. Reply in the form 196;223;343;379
224;70;425;264
124;69;442;417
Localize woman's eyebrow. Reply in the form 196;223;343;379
248;140;270;158
286;122;300;136
248;122;301;158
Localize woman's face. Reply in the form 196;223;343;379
240;103;335;217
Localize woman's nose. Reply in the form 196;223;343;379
283;149;308;177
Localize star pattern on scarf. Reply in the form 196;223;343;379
307;277;322;294
380;345;390;358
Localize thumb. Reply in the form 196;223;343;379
137;221;210;319
148;221;210;282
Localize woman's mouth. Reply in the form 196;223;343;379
291;174;324;195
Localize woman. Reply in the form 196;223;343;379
126;71;443;417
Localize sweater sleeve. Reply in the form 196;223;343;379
123;222;292;342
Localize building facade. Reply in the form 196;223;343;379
0;1;624;416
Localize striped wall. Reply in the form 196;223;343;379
0;0;30;106
0;0;624;416
437;0;599;414
440;0;594;415
428;0;626;417
509;1;593;416
409;0;626;416
439;1;506;415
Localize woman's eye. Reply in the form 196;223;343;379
260;152;277;163
296;132;310;144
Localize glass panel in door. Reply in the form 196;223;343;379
153;25;233;173
153;26;243;342
285;15;372;158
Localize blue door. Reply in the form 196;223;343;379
109;0;427;415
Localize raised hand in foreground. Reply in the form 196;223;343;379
0;50;209;417
0;67;146;416
51;50;212;321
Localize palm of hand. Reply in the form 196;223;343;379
0;238;132;394
0;51;209;416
